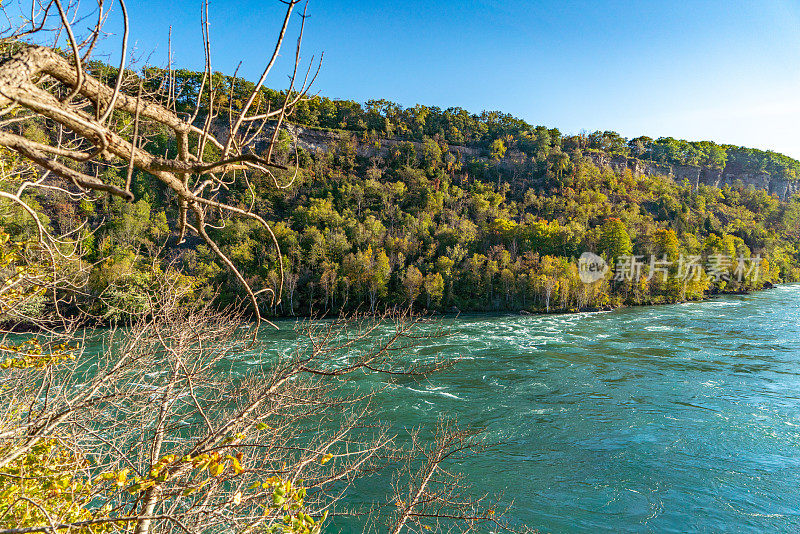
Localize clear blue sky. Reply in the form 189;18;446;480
103;0;800;158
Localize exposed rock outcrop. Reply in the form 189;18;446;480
584;152;800;200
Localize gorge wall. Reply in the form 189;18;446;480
584;152;800;201
233;123;800;201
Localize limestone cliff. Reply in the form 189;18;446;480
583;152;800;201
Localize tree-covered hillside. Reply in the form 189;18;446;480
129;66;800;180
3;64;800;320
188;132;800;315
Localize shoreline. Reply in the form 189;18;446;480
2;283;792;333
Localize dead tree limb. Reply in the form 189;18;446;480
0;0;322;331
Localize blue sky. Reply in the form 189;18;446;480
100;1;800;158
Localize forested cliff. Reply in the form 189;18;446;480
242;123;800;201
3;65;800;319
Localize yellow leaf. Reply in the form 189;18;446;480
232;457;244;474
210;462;224;477
319;453;333;465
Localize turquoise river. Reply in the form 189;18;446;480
256;284;800;533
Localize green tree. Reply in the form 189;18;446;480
489;138;507;160
424;272;445;309
403;265;424;305
599;218;633;260
367;247;391;313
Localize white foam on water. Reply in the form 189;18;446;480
704;300;742;307
405;385;462;400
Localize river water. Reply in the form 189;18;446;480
260;285;800;533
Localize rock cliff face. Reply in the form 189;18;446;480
275;124;484;159
584;153;800;201
230;123;800;201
